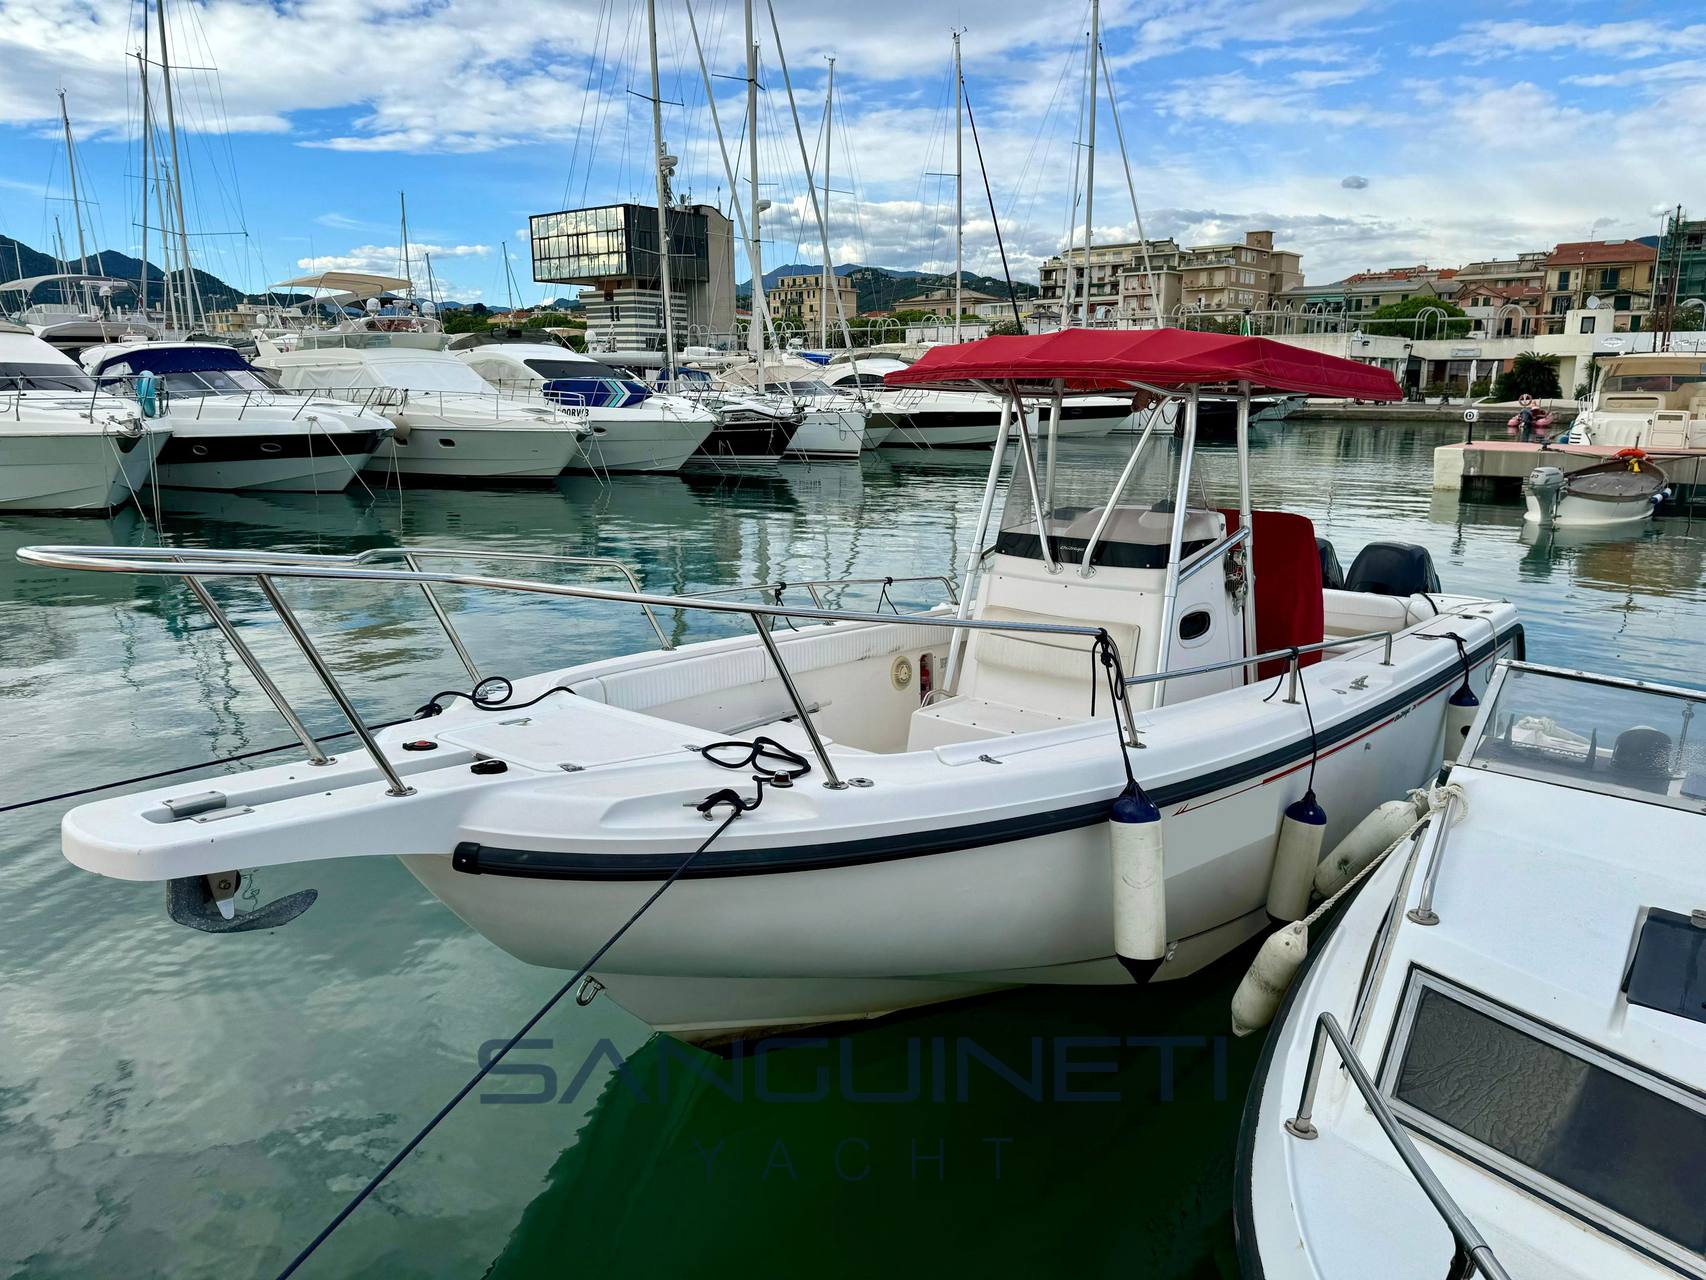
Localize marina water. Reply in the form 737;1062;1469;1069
2;421;1701;1277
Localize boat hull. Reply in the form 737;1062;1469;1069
363;418;584;480
0;425;165;512
572;414;714;473
784;406;868;461
154;427;388;492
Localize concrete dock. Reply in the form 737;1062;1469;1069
1433;440;1706;502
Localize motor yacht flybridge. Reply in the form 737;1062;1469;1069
23;330;1522;1042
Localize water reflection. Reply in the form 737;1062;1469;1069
1;419;1704;1278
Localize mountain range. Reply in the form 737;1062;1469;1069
740;263;1039;314
3;234;1032;320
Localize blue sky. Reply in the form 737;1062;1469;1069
1;0;1702;303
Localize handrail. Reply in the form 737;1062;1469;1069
1285;1013;1513;1280
1176;524;1250;585
683;575;959;609
1406;786;1461;926
18;544;1112;791
1122;628;1396;699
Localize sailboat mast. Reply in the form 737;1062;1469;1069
746;0;766;388
58;91;89;275
646;0;679;377
953;32;963;344
821;56;834;349
399;191;413;294
136;52;150;314
156;0;201;328
1081;0;1098;327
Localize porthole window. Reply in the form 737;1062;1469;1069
1179;609;1212;641
438;438;457;447
260;442;282;454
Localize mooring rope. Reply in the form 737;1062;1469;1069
274;790;754;1279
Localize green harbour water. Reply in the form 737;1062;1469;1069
2;423;1702;1278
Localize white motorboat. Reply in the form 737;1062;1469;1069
451;339;715;473
1523;453;1667;527
1239;659;1706;1280
827;355;1127;448
1566;352;1706;450
22;330;1521;1043
0;274;158;358
0;324;167;512
256;333;589;482
713;359;877;460
80;341;391;492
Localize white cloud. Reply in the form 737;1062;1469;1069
1425;19;1706;63
294;242;491;274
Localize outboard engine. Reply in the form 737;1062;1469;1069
1524;465;1566;526
1316;538;1345;591
1344;542;1442;597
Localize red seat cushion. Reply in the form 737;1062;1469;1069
1219;509;1325;680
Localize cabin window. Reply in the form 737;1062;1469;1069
1178;609;1212;642
1384;974;1706;1264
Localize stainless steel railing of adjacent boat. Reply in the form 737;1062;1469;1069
1284;1012;1513;1280
14;544;1402;794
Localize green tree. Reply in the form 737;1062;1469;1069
1360;296;1471;338
1492;352;1562;401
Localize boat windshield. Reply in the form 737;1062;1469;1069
1469;665;1706;809
153;368;281;397
367;358;494;393
0;362;98;393
995;426;1211;569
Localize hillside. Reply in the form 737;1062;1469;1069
739;262;1037;314
0;234;247;312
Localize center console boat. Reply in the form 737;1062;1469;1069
22;329;1522;1042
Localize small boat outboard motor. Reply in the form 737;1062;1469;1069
1524;465;1567;525
1344;542;1442;596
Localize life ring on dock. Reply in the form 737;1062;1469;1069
1615;447;1647;459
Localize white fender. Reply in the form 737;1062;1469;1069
1313;796;1424;899
1443;684;1481;768
1231;922;1308;1037
1267;790;1326;922
1109;785;1165;983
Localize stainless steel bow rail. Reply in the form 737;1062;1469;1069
16;544;1405;796
1285;1012;1513;1280
16;545;1095;793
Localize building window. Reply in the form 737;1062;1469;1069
1600;268;1620;290
1557;269;1570;289
1614;294;1631;311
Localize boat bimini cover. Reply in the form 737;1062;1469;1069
883;328;1403;400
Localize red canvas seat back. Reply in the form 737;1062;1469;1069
1219;509;1325;680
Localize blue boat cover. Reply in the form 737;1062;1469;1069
93;345;253;376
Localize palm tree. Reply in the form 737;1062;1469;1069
1492;351;1561;401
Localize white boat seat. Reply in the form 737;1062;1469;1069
908;693;1085;750
591;621;945;715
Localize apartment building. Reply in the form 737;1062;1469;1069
1543;240;1656;333
766;272;860;330
1453;252;1547;336
1040;231;1300;324
1653;211;1706;328
892;285;1010;319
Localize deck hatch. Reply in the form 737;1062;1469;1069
1623;908;1706;1027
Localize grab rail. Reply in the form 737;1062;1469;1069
17;544;1113;792
1176;524;1250;585
1285;1013;1512;1280
683;575;959;609
1122;628;1395;704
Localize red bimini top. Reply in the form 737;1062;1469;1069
882;327;1402;401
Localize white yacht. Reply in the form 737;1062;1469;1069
256;333;589;482
713;359;882;460
0;274;158;357
23;331;1521;1044
1567;353;1706;450
1240;660;1706;1280
0;324;166;512
81;341;390;492
828;355;1128;448
450;339;714;473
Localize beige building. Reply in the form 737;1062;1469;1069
893;285;1009;319
767;272;859;329
1041;230;1301;325
1542;240;1656;334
